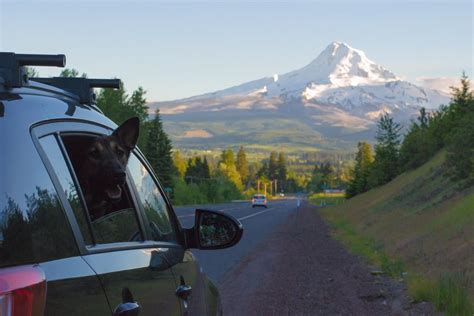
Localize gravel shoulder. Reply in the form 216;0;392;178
219;201;438;316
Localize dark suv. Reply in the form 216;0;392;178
0;53;243;315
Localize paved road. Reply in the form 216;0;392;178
174;198;299;283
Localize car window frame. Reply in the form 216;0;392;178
31;120;185;255
126;148;184;246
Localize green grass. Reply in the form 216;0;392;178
317;150;474;314
320;214;406;278
434;273;473;316
322;212;474;315
309;192;346;206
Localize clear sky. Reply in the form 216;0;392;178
1;0;472;101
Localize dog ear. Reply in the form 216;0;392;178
112;117;140;150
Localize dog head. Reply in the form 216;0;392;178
81;117;139;202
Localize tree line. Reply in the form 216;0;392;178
347;74;473;198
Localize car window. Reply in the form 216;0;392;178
127;154;178;243
57;134;143;245
39;136;93;245
0;136;78;268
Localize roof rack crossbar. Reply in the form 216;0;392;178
0;52;66;88
16;54;66;67
32;77;121;104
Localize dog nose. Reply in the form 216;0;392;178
113;171;126;183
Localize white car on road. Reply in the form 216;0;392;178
252;194;268;208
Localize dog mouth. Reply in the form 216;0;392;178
105;184;122;201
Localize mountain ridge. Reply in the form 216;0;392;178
149;42;450;152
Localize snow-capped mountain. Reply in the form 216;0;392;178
150;42;451;151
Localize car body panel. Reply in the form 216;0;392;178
39;257;111;315
82;248;182;315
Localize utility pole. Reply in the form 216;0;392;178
275;179;278;195
270;181;273;196
257;180;260;193
264;183;267;196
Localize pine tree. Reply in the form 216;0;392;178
446;74;474;180
128;87;149;122
369;113;402;186
277;153;287;191
267;152;278;180
399;108;432;171
145;109;174;189
346;142;374;198
450;71;473;115
236;146;248;184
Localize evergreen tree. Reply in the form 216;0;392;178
346;142;374;198
369;113;402;186
96;83;132;124
145;109;174;189
267;152;278;180
59;68;87;78
236;146;249;185
449;71;473;116
128;87;149;122
399;108;431;171
277;153;287;191
446;74;474;180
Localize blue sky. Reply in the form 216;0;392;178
1;1;472;101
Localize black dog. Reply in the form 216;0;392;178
68;117;140;220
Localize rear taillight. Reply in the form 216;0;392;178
0;265;46;316
252;199;256;203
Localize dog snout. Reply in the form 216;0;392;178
112;171;126;184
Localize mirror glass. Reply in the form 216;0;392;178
198;212;238;248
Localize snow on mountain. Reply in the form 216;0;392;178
154;42;449;117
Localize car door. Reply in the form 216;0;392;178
126;152;210;316
34;122;182;315
3;131;111;316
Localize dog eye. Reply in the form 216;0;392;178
89;149;100;159
115;148;125;156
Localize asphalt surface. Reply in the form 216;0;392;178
174;198;299;283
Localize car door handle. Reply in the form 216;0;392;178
175;276;192;300
113;302;140;316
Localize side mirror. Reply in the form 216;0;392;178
185;209;243;250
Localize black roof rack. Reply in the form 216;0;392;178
32;77;121;104
0;52;65;88
0;52;121;105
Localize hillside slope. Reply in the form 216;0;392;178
322;151;474;298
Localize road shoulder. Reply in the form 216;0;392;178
219;202;438;315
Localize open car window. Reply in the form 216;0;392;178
40;133;144;246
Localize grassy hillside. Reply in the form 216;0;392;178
320;151;474;313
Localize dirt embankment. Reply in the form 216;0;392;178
219;202;437;315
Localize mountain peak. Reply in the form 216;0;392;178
302;42;398;86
